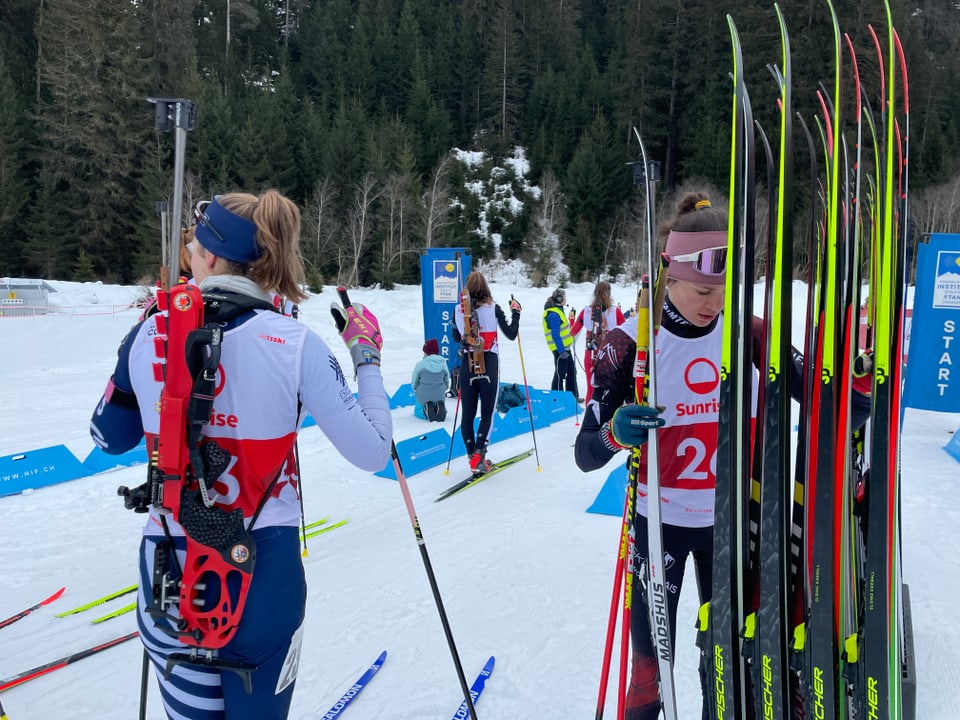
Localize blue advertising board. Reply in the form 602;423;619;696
902;233;960;412
419;248;471;370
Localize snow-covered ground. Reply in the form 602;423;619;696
0;277;956;719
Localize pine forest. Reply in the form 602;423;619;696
0;0;958;287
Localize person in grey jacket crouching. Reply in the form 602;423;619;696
412;338;450;421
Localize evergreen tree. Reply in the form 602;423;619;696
0;53;30;276
294;0;353;101
23;168;75;279
454;0;488;136
481;0;527;142
138;0;197;96
672;4;731;188
191;78;237;191
344;0;376;113
407;54;454;171
369;0;405;113
73;248;97;281
232;113;274;191
421;6;464;146
563;112;628;278
295;99;329;201
33;0;152;281
129;138;179;283
258;63;299;194
325;100;369;188
0;0;39;95
526;0;581;73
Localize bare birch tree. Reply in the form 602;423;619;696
422;153;455;248
344;174;381;287
301;178;339;287
912;175;960;234
618;194;648;284
379;173;415;286
526;169;567;286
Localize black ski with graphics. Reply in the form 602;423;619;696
701;15;752;720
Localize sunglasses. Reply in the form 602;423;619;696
192;199;226;245
668;245;728;275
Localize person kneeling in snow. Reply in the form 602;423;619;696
412;338;450;421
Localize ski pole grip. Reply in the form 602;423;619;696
331;286;352;333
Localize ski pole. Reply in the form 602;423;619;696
613;273;655;720
445;251;466;476
571;336;581;427
595;483;631;719
389;441;478;720
569;303;584;425
618;455;641;720
138;649;150;720
295;441;309;557
443;386;462;476
632;127;676;720
512;295;541;471
1;695;8;720
336;288;478;720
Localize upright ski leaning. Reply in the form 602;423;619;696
698;3;915;720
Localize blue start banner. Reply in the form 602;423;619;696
419;248;471;371
902;233;960;412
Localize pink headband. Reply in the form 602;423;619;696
664;230;728;285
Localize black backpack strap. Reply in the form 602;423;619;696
202;290;278;324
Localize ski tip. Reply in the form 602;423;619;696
46;586;67;604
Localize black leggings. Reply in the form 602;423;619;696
630;516;712;654
626;516;713;720
552;350;579;398
459;351;499;454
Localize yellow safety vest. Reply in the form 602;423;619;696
542;306;572;352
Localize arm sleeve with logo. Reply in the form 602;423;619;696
299;332;392;472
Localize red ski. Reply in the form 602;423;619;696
0;631;138;692
0;587;66;631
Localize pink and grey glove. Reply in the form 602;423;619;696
330;302;382;370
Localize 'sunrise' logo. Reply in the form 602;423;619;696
684;358;720;395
